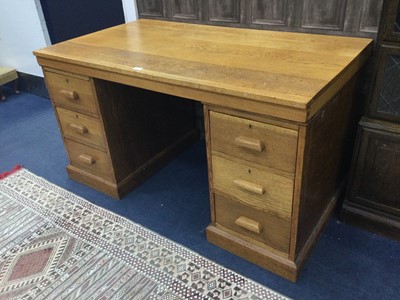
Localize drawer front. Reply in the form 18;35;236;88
57;107;106;150
212;154;293;220
45;71;99;116
215;194;290;254
209;111;298;174
65;139;114;182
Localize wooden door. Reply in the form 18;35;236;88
350;119;400;217
135;0;383;37
369;45;400;122
380;0;400;41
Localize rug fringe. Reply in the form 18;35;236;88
0;165;22;180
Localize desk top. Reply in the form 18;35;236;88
34;19;373;122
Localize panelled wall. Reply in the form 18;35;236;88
136;0;383;37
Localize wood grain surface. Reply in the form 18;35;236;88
34;19;372;120
211;153;293;220
209;111;298;174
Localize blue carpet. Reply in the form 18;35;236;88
1;91;399;299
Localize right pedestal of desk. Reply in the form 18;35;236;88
204;77;361;282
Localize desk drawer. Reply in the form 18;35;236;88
212;154;293;220
45;71;99;116
57;107;106;150
65;139;114;182
215;194;290;254
210;111;298;174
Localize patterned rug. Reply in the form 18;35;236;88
0;169;288;300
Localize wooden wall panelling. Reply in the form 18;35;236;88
300;0;347;30
359;0;384;33
342;118;400;240
343;0;364;32
380;0;400;41
341;0;400;240
136;0;383;37
207;0;246;24
369;45;400;122
342;0;383;33
170;0;202;21
249;0;290;27
137;0;167;18
350;120;400;216
397;1;400;32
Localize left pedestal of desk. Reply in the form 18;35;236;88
43;68;197;199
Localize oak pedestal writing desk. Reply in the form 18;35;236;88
34;19;372;281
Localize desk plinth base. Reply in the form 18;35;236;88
206;225;298;282
206;191;338;282
67;165;121;198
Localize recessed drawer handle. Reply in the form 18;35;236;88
233;179;265;195
235;216;263;234
78;154;96;165
69;123;88;134
234;136;264;152
60;89;79;100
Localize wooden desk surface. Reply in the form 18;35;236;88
34;19;372;122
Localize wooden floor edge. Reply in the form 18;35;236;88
206;225;298;282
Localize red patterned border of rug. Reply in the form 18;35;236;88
0;165;22;180
0;169;289;299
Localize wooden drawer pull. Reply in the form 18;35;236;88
235;216;263;234
60;89;79;100
234;136;264;152
234;179;265;195
78;154;96;165
69;123;88;134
